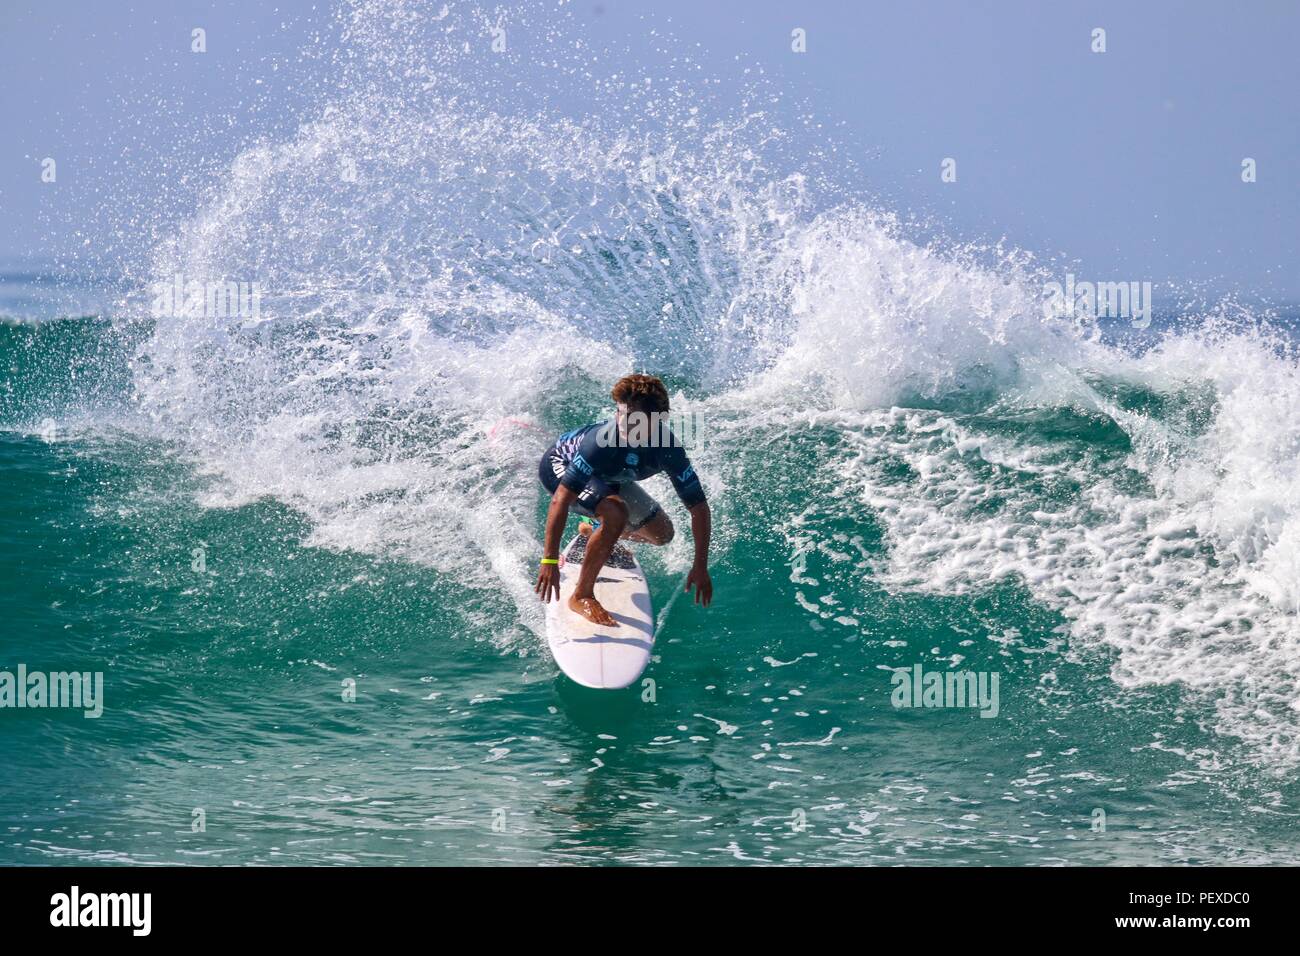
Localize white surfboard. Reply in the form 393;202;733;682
545;532;654;689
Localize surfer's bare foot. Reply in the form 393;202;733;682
578;520;595;537
569;594;617;627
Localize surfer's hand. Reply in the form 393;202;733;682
685;562;712;607
535;562;561;602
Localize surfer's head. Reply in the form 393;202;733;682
612;374;670;414
612;374;670;446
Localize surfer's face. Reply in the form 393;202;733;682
615;402;651;446
615;403;634;443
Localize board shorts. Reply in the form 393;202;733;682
539;450;663;532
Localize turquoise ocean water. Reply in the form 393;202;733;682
3;0;1300;865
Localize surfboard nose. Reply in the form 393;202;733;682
546;533;655;690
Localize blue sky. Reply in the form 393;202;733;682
3;0;1297;299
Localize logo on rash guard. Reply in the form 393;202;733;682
678;465;695;483
626;452;639;466
572;454;593;476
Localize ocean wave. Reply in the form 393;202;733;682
47;0;1298;768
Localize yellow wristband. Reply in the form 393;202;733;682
540;558;559;565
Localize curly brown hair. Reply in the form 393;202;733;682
611;373;670;413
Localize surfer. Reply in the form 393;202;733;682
535;374;713;626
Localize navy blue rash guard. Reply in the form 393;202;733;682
538;420;706;514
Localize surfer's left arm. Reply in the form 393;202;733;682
684;500;712;607
665;445;712;607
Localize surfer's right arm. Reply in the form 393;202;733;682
535;484;577;602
